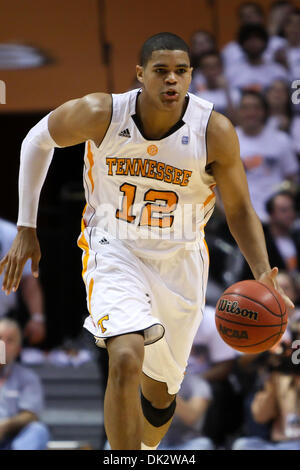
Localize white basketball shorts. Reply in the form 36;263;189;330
78;226;209;394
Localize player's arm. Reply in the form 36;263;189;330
207;111;293;308
0;93;112;295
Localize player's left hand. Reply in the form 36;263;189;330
258;267;295;310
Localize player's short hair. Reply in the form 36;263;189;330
265;190;295;215
238;23;269;46
139;32;190;66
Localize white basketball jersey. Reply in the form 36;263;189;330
81;89;215;258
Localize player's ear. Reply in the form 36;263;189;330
136;65;144;84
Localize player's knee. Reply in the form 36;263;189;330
109;348;143;387
141;393;176;427
149;394;175;409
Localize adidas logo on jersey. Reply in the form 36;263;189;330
118;128;131;138
99;237;109;245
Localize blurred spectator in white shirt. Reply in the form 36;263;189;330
291;116;300;155
222;2;265;68
0;318;49;449
225;24;289;92
222;2;286;69
236;91;298;220
193;51;240;121
265;80;300;155
268;9;300;83
0;218;46;346
265;79;293;133
267;1;294;37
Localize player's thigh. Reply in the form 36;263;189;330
141;372;176;408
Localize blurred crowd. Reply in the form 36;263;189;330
1;0;300;450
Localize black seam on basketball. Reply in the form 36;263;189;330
222;292;285;318
215;314;287;328
223;332;281;349
256;281;283;316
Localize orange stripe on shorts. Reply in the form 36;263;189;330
88;278;94;314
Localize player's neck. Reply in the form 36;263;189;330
136;93;187;140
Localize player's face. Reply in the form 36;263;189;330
137;50;192;110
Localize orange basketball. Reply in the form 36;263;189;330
215;280;288;354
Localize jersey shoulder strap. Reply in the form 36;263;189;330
111;88;140;124
183;93;214;137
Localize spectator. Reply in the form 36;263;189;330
222;2;287;69
267;1;294;37
236;91;298;221
274;271;300;344
265;79;293;133
194;51;240;120
190;30;216;69
189;30;216;94
232;363;300;449
0;218;46;346
291;116;300;156
269;9;300;82
242;191;300;278
222;2;265;68
0;318;49;450
157;366;214;450
225;24;289;92
265;191;300;273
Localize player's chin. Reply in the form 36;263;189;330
159;94;181;108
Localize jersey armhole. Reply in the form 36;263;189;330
93;93;114;150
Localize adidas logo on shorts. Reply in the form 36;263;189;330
118;128;131;138
99;237;109;245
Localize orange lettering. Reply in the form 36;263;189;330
106;157;116;175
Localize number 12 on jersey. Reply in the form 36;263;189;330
116;183;179;228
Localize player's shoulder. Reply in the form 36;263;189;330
207;110;236;139
79;92;112;123
206;111;239;165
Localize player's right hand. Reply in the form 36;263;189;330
0;226;41;295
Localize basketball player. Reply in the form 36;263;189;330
0;33;293;450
